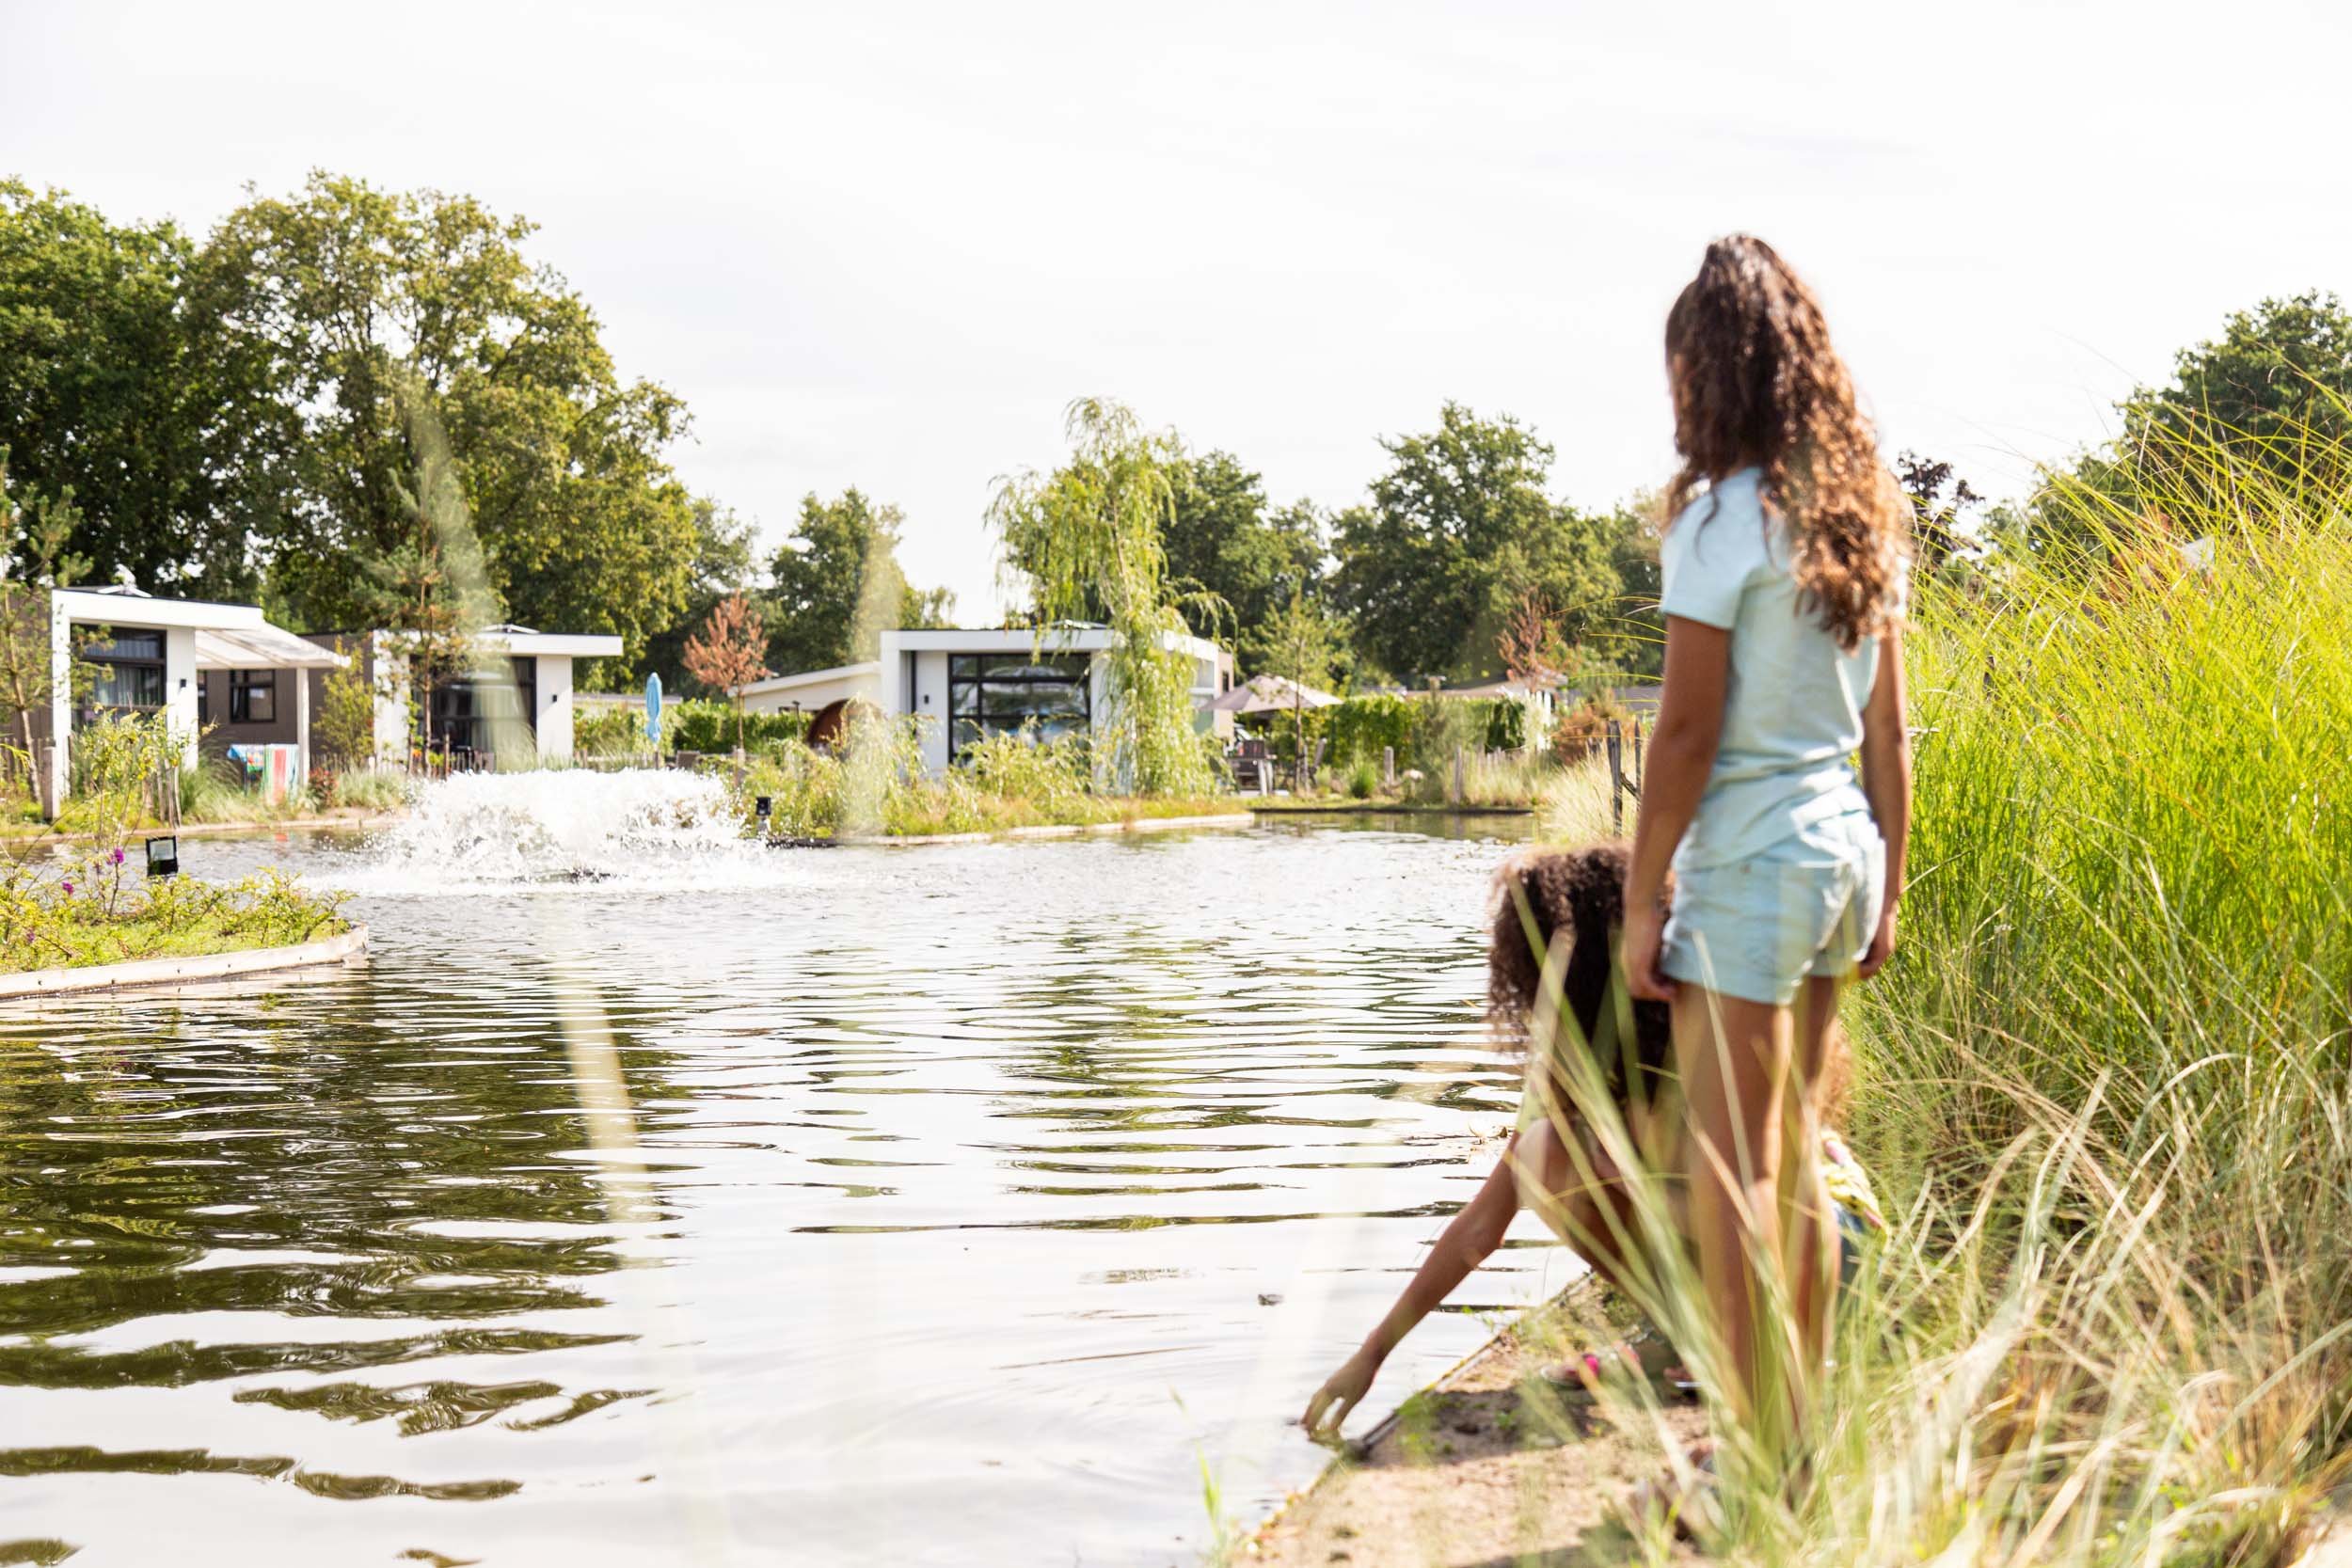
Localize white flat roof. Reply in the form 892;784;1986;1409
59;590;344;669
56;588;277;633
471;628;625;658
885;626;1222;660
739;660;880;696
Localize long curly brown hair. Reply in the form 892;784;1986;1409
1664;235;1908;652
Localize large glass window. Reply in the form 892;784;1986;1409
423;657;537;758
85;629;166;713
946;652;1090;750
230;669;276;723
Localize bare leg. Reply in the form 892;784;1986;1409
1673;985;1796;1437
1786;975;1841;1372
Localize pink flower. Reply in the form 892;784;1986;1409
60;881;73;895
111;847;125;865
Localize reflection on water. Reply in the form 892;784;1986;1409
0;813;1575;1566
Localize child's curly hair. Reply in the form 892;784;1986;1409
1486;840;1850;1122
1665;234;1910;654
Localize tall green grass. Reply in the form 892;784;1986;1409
1496;434;2352;1567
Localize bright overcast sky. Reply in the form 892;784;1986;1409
8;1;2349;620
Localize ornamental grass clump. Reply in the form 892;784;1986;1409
1540;427;2352;1567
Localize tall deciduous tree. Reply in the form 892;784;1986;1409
766;488;955;676
682;593;769;751
0;182;278;599
1333;404;1621;684
2032;293;2352;561
1162;451;1326;648
990;399;1208;796
352;382;500;757
0;451;90;813
199;171;702;662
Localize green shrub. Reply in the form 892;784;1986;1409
668;698;813;755
1346;759;1377;800
573;705;650;757
1327;694;1417;767
1481;696;1529;752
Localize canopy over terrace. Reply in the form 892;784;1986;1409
193;624;346;673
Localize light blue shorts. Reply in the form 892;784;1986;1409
1661;811;1885;1006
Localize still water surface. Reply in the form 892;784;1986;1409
0;800;1578;1566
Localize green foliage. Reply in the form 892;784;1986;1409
1163;451;1327;647
58;709;175;853
1333;404;1623;683
730;719;1232;840
1724;448;2352;1567
2031;292;2352;562
1345;759;1377;800
1326;694;1417;768
766;488;955;677
320;767;410;813
666;699;811;755
1;853;350;974
312;658;376;768
573;705;652;758
0;181;266;600
1480;696;1528;752
190;171;706;662
989;399;1211;797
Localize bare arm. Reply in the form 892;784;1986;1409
1622;616;1731;998
1301;1137;1522;1435
1856;626;1911;977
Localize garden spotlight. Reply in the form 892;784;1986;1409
145;835;180;879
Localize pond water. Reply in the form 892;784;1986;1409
0;782;1579;1566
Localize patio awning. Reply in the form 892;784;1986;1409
192;626;347;671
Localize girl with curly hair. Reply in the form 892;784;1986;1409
1622;234;1912;1458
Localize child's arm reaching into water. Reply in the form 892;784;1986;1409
1300;1136;1524;1438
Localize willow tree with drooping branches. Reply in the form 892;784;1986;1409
988;399;1213;796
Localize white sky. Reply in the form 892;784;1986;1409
8;1;2349;620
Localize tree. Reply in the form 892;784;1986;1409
311;659;376;768
1333;404;1621;684
766;488;954;676
989;399;1208;796
199;171;702;662
2030;293;2352;560
0;451;89;814
1162;451;1326;648
0;182;278;600
643;496;759;691
352;381;500;757
1496;586;1571;690
1251;583;1346;783
682;593;769;751
1896;451;1984;572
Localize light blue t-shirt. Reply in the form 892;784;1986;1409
1658;467;1887;870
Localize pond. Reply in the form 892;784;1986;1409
0;782;1579;1566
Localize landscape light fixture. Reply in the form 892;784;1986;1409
755;796;772;832
145;835;180;879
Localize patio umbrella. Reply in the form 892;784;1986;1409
1209;673;1341;713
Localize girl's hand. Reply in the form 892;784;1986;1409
1622;901;1678;1002
1302;1350;1377;1439
1858;903;1898;979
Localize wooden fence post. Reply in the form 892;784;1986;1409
1451;746;1465;806
1607;720;1623;835
1381;745;1394;789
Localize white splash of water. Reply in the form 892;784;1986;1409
329;768;797;895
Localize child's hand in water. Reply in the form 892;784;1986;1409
1301;1349;1377;1439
